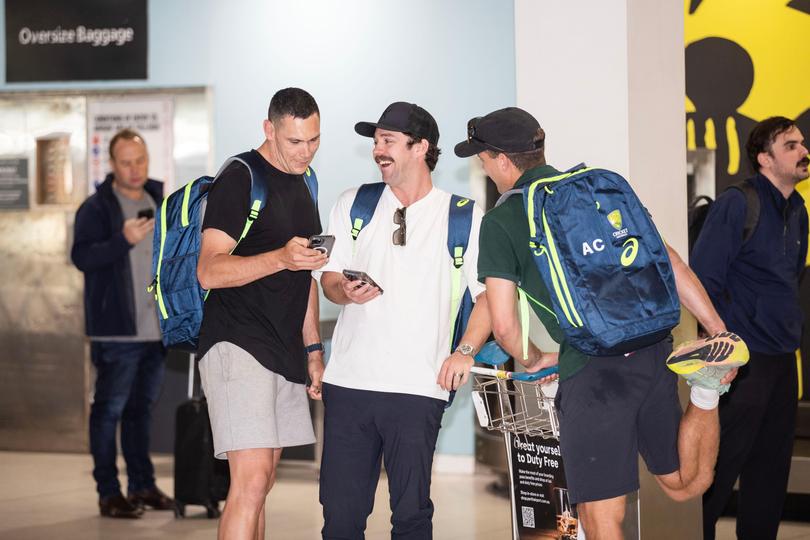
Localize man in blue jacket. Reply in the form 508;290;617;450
693;117;809;540
72;129;174;518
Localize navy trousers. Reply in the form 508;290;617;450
89;341;165;499
702;351;798;540
319;383;445;540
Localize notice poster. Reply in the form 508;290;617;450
87;97;174;194
507;432;579;540
0;158;29;209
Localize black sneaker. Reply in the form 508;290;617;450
99;493;143;519
128;486;176;511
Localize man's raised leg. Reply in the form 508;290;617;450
654;403;718;501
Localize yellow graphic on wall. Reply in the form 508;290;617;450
685;0;810;192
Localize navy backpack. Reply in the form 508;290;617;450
505;166;680;356
150;152;318;351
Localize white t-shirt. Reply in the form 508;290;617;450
315;184;485;401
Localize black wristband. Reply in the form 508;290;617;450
304;342;324;354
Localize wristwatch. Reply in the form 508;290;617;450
455;343;475;356
304;342;324;354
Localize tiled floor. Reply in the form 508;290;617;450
0;451;808;539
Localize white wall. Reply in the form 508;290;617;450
515;1;630;174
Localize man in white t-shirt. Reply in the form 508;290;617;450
315;101;491;539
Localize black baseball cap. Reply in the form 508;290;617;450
355;101;440;145
454;107;543;158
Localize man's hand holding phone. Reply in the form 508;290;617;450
308;235;335;257
341;269;382;304
123;212;154;245
278;237;328;271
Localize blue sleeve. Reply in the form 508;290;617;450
71;200;132;272
796;208;810;277
690;189;747;306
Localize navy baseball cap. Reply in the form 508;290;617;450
454;107;543;157
355;101;440;145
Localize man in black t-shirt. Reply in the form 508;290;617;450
196;88;327;540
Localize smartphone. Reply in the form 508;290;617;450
342;269;383;294
137;208;154;220
308;235;335;256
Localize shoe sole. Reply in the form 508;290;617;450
666;332;749;375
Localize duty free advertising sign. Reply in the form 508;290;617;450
507;432;580;539
5;0;147;82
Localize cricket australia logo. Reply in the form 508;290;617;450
608;210;629;239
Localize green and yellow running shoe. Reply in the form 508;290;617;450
666;332;749;394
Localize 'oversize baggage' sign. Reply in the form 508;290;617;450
5;0;147;82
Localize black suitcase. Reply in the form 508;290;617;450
173;355;230;518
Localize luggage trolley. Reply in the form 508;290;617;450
470;342;579;540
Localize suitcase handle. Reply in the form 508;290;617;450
188;353;196;400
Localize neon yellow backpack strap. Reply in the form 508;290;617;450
153;196;170;319
449;246;464;351
518;288;530;362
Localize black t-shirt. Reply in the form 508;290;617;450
197;150;321;383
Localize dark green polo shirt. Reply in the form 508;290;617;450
477;164;589;380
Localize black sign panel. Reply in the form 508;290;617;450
508;433;579;539
5;0;147;82
0;158;29;210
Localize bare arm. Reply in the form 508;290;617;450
302;278;325;400
320;270;381;305
197;228;327;290
666;243;726;335
486;277;558;371
437;292;493;390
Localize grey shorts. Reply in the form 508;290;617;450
199;342;315;459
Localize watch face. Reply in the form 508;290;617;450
458;344;474;355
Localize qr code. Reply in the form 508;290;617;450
521;506;535;528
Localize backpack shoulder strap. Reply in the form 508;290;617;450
564;162;588;173
727;179;760;244
448;194;475;352
448;195;474;266
215;151;270;245
304;167;318;204
226;151;270;217
495;188;524;208
349;182;386;241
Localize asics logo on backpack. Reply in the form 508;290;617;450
621;238;639;266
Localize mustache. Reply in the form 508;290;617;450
375;155;393;165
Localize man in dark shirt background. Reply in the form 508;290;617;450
196;88;327;540
72;129;175;518
693;116;809;540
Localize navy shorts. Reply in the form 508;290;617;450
555;337;682;504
